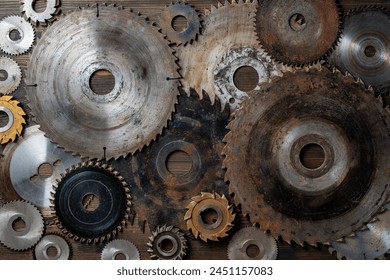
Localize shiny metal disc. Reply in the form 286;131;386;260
34;234;71;260
27;4;179;159
328;7;390;93
2;125;80;208
0;200;44;250
101;239;140;260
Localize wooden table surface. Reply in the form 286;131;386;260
0;0;389;260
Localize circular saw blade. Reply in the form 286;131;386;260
110;90;230;233
0;125;81;209
223;68;390;245
330;202;390;260
26;4;179;160
327;6;390;94
178;0;281;109
256;0;341;66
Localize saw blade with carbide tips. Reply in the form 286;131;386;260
159;1;201;46
21;0;60;26
223;68;390;246
178;0;280;109
329;202;390;260
328;6;390;94
0;95;26;144
0;125;80;210
101;239;140;260
34;233;72;260
147;225;187;260
256;0;341;66
26;4;179;160
0;15;35;55
0;57;22;95
52;161;132;243
228;227;278;260
0;200;44;251
110;90;230;234
184;192;235;242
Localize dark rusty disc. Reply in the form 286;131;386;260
111;90;230;233
224;68;390;245
256;0;340;66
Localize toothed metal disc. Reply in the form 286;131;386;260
0;95;26;144
184;192;235;242
256;0;340;65
147;225;187;260
111;91;230;233
223;69;390;245
178;0;262;109
328;7;390;93
330;202;390;260
228;227;278;260
0;125;80;208
101;239;140;260
214;47;282;110
53;162;131;243
159;1;201;46
34;234;71;260
0;57;22;94
0;200;44;250
0;15;35;55
26;5;179;159
21;0;59;25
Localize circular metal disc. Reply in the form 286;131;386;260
328;7;390;93
159;2;201;46
101;239;140;260
147;225;187;260
330;202;390;260
3;125;80;208
256;0;340;65
228;227;278;260
26;4;179;160
0;57;22;95
0;15;35;55
0;200;44;250
22;0;59;25
224;69;390;245
34;234;71;260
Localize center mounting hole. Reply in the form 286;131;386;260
364;45;376;58
89;69;115;95
166;150;193;176
12;217;26;232
114;253;127;260
9;29;22;41
200;208;219;225
289;13;307;31
159;238;174;253
0;69;8;81
0;111;10;128
46;246;58;258
246;244;260;259
233;66;259;92
38;163;53;178
82;194;100;212
32;0;48;13
299;143;325;169
171;15;189;32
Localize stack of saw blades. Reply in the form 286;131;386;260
0;0;389;260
